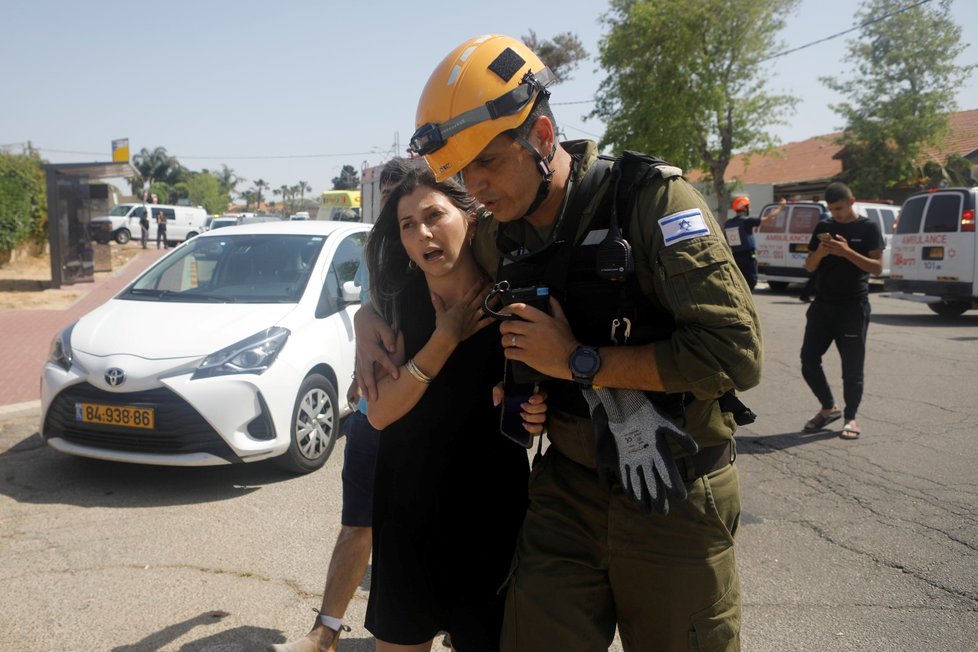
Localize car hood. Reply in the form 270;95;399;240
71;299;299;359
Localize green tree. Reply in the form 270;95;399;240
592;0;798;218
0;149;47;250
522;29;587;84
131;146;187;194
187;172;229;214
822;0;975;197
331;165;360;190
207;164;244;197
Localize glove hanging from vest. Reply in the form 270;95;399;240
583;387;698;515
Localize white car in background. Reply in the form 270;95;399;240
40;220;370;473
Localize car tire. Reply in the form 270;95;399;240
277;373;339;474
767;281;789;292
114;229;131;245
186;231;198;240
927;300;970;318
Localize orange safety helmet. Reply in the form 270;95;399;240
731;196;750;212
410;34;556;181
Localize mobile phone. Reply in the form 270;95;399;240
499;362;535;448
817;232;832;242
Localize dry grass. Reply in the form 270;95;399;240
0;244;144;310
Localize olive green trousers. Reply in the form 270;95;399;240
501;450;741;652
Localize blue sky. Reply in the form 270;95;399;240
2;0;976;199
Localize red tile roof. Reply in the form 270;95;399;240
687;108;978;185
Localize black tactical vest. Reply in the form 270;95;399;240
496;152;688;419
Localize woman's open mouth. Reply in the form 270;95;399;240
423;249;444;262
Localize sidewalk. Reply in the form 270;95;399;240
0;248;165;414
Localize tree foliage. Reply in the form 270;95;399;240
186;173;228;214
0;149;47;250
522;29;587;84
332;165;360;190
131;146;187;193
592;0;798;217
822;0;975;197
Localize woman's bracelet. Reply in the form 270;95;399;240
405;358;433;385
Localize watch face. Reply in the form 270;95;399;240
573;347;600;376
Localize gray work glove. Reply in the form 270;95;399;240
583;387;699;515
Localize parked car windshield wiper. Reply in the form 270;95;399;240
123;288;236;302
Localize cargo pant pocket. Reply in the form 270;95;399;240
688;579;741;652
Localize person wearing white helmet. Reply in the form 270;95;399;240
355;34;761;651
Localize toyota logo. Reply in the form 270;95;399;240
105;368;126;387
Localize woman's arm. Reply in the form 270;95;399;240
367;281;494;429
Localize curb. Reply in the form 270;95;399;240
0;400;41;421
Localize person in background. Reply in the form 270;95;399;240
155;210;168;249
272;159;417;652
723;196;785;290
139;210;150;249
800;181;884;440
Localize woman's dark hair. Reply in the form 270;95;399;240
364;164;485;330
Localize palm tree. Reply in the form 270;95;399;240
273;185;291;216
214;164;244;196
297;180;311;204
252;179;270;211
132;146;185;191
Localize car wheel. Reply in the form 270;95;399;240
186;231;198;239
114;229;131;245
927;300;970;318
767;281;789;292
277;373;338;474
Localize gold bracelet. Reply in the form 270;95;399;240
405;358;433;385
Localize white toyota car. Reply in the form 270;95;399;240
41;220;370;473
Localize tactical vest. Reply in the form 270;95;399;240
723;215;757;256
496;152;689;420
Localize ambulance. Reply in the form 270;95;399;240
756;200;898;290
318;190;361;221
885;187;977;317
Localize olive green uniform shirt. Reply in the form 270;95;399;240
473;141;762;466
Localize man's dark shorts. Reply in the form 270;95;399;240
341;410;381;527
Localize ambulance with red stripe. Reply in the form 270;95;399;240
885;187;978;317
755;200;897;291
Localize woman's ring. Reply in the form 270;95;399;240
511;334;517;347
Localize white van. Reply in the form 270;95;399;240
885;187;977;317
756;200;898;290
90;203;207;246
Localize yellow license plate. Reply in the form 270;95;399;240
75;403;155;429
923;246;944;260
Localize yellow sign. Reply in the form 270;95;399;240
112;138;130;162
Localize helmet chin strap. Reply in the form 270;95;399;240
511;133;556;219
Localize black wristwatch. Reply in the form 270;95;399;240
569;345;602;386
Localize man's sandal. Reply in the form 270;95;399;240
840;421;861;440
803;409;841;433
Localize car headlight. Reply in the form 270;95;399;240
47;323;77;371
192;327;290;379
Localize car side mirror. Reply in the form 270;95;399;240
340;280;362;305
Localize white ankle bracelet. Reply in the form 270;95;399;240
319;614;344;632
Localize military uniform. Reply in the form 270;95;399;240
473;141;762;651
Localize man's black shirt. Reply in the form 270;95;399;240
809;217;884;303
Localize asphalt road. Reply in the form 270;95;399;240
0;286;976;651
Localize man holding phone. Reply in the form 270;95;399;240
800;182;884;439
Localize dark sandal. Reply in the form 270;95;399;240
803;409;841;432
840;422;861;440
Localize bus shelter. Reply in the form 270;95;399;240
44;161;134;288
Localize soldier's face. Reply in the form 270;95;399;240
461;135;540;224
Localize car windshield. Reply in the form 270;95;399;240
121;233;327;303
109;204;135;216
